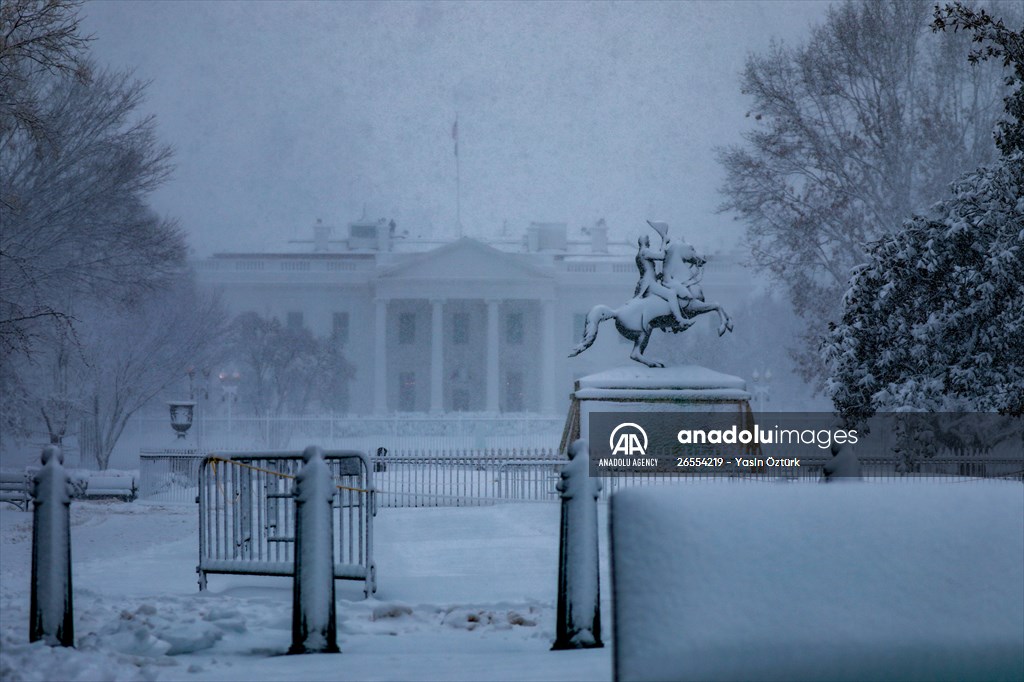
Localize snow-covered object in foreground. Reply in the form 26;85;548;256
610;483;1024;682
821;442;862;481
289;445;339;654
552;439;603;650
30;445;75;647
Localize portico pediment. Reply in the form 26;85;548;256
378;237;553;283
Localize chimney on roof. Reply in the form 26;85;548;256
526;222;567;252
347;218;394;251
526;224;540;252
589;219;608;253
377;218;393;252
313;218;330;252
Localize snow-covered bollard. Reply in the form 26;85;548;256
552;439;603;650
821;441;862;482
289;445;339;654
29;445;75;647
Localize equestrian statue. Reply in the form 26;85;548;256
569;220;733;368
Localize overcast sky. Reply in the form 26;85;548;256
80;1;832;256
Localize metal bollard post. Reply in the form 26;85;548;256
289;446;340;654
239;463;253;559
29;445;75;647
552;438;603;650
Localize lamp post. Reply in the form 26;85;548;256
751;368;772;414
218;369;240;446
186;367;212;448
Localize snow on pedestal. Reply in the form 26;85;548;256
289;445;339;654
29;445;75;647
610;483;1024;681
575;365;749;396
561;365;752;452
552;439;603;650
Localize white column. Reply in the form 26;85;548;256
373;298;387;414
541;298;557;414
486;299;500;413
430;299;444;413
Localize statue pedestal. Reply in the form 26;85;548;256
559;365;752;454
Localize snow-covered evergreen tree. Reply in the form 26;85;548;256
824;156;1023;420
824;3;1024;422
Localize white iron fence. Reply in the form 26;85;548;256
371;450;563;507
106;414;563;469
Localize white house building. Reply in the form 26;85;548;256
194;219;754;417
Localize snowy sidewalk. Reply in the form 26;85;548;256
0;501;611;682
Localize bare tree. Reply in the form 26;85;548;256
1;313;86;445
0;1;214;467
1;0;92;141
1;66;186;361
716;0;1011;385
2;273;228;468
229;313;321;421
228;313;356;448
73;275;226;469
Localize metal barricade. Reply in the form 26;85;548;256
197;450;376;597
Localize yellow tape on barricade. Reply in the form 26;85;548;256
206;456;374;494
209;459;227;499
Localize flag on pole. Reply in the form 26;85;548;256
452;116;459;158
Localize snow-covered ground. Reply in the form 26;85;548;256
0;499;610;682
3;482;1022;682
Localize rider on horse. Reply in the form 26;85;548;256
633;222;705;329
633;234;687;326
570;220;733;368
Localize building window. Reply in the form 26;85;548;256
398;312;416;344
287;311;304;330
453;312;470;345
505;312;523;345
573;313;587;341
398;371;416;412
505;371;524;412
332;312;349;343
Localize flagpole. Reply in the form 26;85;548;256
453;114;462;238
456;142;462;238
